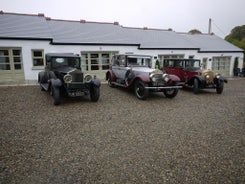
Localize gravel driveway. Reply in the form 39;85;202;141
1;78;245;183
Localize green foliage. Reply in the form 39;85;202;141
225;25;245;63
155;60;160;69
234;57;238;68
188;29;202;34
225;25;245;41
225;25;245;51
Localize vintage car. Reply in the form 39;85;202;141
105;54;182;100
38;53;101;105
163;58;228;94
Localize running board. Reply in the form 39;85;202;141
111;82;126;87
145;86;182;89
40;83;49;91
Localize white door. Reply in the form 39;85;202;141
0;48;24;82
212;57;231;77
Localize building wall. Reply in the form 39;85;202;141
0;39;243;83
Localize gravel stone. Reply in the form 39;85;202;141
1;78;245;183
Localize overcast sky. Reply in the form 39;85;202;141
1;0;244;38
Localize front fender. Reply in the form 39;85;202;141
92;78;101;87
134;75;151;83
38;71;46;83
220;76;228;83
106;70;116;81
50;78;62;88
188;75;205;86
169;74;180;82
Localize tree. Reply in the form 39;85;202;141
225;25;245;64
188;29;202;34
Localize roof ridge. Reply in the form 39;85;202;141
0;10;46;17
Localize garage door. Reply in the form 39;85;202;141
212;57;231;77
0;48;24;83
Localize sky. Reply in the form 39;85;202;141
1;0;245;38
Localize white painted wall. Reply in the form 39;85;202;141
0;39;244;82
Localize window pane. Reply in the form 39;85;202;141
102;54;109;70
0;50;9;56
33;59;44;66
91;54;99;70
14;57;22;63
0;57;10;63
14;64;22;70
13;50;21;56
0;64;10;70
33;51;43;57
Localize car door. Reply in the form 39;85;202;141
112;55;127;80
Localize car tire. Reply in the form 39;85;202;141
90;85;100;102
163;88;178;98
193;78;199;94
134;80;149;100
216;81;224;94
51;86;60;105
108;74;115;88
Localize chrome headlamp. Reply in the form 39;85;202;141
150;73;157;82
215;73;221;79
84;74;93;83
64;74;72;83
204;74;210;79
163;73;170;82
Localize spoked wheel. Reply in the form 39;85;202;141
163;88;178;98
51;86;60;105
134;80;149;100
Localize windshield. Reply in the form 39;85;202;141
185;60;200;68
51;57;80;69
128;57;151;67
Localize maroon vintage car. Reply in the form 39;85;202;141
105;54;182;100
163;58;228;94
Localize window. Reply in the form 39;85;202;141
81;54;88;71
102;54;110;70
0;48;22;71
0;49;10;70
91;54;99;70
13;49;22;70
32;50;44;66
80;52;117;72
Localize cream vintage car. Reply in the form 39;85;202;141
163;58;228;94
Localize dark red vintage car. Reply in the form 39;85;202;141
105;54;182;100
163;58;228;94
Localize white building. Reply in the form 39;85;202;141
0;11;244;83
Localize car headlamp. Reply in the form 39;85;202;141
205;74;210;79
215;73;221;79
64;74;72;83
163;73;170;82
84;74;93;83
150;73;157;82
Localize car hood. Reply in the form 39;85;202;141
131;66;159;76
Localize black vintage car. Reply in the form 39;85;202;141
38;53;100;105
